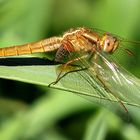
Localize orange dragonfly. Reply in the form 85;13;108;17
0;27;140;112
0;27;120;57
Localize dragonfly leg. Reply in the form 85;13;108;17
49;66;88;87
48;57;86;87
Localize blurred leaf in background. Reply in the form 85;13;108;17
0;0;140;140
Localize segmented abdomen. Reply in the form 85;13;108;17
0;37;62;57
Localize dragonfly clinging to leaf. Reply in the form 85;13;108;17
0;27;140;112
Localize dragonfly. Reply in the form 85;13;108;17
0;27;140;113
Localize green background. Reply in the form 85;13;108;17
0;0;140;140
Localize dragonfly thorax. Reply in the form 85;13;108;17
100;33;119;54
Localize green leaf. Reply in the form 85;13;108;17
122;124;140;140
0;65;57;86
83;110;107;140
0;61;140;112
0;91;95;140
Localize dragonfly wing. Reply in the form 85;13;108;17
54;50;130;113
55;64;122;112
92;52;140;107
55;50;140;114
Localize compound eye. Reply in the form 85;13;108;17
103;38;114;53
106;39;110;46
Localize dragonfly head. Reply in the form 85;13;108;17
100;33;119;54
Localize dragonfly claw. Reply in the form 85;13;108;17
48;81;58;87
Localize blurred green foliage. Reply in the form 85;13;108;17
0;0;140;140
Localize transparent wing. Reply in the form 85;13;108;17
93;52;140;106
55;49;140;113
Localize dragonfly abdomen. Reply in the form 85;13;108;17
0;37;62;57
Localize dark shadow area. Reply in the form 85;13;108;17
0;79;46;104
0;57;59;66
